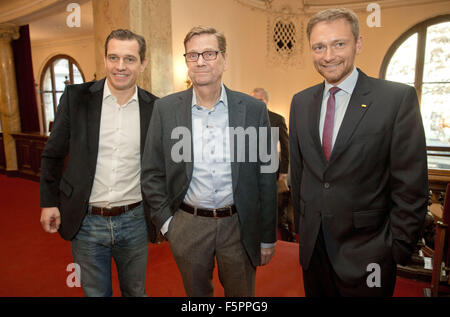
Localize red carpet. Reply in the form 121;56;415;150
0;174;431;297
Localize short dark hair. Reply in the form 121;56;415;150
104;29;146;62
184;26;226;53
307;8;360;42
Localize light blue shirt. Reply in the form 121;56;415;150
183;84;234;208
161;84;275;249
319;66;359;149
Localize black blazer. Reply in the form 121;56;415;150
289;69;428;283
268;110;289;174
40;78;158;242
141;86;278;267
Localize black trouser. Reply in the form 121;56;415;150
277;191;296;242
302;226;397;297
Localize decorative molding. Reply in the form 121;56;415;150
0;23;20;41
235;0;450;14
235;0;271;11
304;0;450;13
235;0;305;15
266;10;305;69
235;1;306;69
234;0;449;69
31;34;94;49
0;0;67;23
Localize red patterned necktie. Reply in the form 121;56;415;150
322;86;341;161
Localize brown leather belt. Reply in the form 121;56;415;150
180;202;236;218
90;201;141;217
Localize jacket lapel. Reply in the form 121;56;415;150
138;88;152;158
308;83;327;165
226;86;246;192
328;70;372;164
86;79;104;174
176;87;194;180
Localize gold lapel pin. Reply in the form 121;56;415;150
361;104;367;108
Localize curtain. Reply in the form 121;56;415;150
11;25;39;133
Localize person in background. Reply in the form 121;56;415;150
251;87;295;242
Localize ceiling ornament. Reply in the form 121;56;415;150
235;0;449;14
235;0;306;69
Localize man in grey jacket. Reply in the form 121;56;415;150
141;26;277;297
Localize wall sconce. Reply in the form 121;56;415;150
174;57;191;90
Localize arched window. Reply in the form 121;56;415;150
40;55;85;132
380;15;450;170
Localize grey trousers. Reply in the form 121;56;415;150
167;210;256;297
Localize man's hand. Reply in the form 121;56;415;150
278;173;287;183
40;207;61;233
260;246;275;266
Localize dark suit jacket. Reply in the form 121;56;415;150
40;78;158;242
268;111;289;175
289;69;428;283
141;86;277;267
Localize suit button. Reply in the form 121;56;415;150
324;182;330;189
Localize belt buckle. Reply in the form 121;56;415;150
100;207;105;216
213;209;218;218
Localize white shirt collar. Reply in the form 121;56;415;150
103;80;138;105
192;83;228;109
324;66;359;95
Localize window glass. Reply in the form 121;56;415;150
382;17;450;163
40;55;84;132
385;33;417;85
73;64;84;84
56;92;64;108
421;83;450;147
422;22;450;147
423;22;450;83
43;92;54;132
53;58;70;91
43;68;52;91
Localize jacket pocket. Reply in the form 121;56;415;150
59;177;73;198
352;208;387;229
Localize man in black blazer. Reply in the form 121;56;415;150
289;9;428;296
40;29;158;297
251;88;295;242
251;88;289;178
141;26;277;297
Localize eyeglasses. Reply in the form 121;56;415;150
183;51;223;62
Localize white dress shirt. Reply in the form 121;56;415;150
89;81;142;208
319;66;359;149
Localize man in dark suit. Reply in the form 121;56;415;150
40;29;158;297
251;88;295;242
141;26;277;297
289;8;428;296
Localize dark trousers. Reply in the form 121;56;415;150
302;226;397;297
277;191;296;242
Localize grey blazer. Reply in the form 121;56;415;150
141;86;277;266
